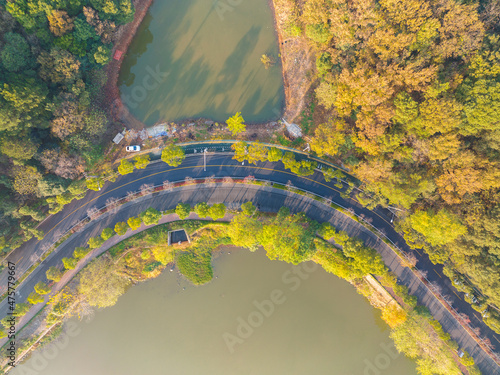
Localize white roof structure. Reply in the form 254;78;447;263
112;133;124;144
282;118;302;138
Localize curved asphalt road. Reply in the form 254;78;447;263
1;153;499;373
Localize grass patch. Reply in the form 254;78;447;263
177;249;213;285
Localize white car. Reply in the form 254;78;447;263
126;145;141;152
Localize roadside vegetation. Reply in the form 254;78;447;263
279;0;500;334
1;202;479;374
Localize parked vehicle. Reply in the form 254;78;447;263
126;145;141;152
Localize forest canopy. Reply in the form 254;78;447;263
288;0;500;330
0;0;134;250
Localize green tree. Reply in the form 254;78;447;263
34;282;51;295
86;177;103;191
305;23;331;45
175;203;191;220
319;222;337;239
117;159;134;175
194;202;210;218
134;154;150;169
88;236;105;249
101;227;115;240
1;76;48;115
46;267;63;282
226;112;246;135
78;257;130;308
161;144;185;167
231;141;247;162
241;201;257;216
228;213;262;250
18;205;45;221
93;45;111;65
74;17;98;41
247;142;268;164
27;292;44;305
152;245;174;265
12;166;42;196
114;221;129;235
406;210;467;247
267;147;283;162
259;208;318;264
38;47;81;85
48;10;74;36
127;216;142;230
208;203;226;220
13;303;30;317
62;257;78;270
73;246;89;259
140;207;162;226
0;32;33;72
316;51;333;76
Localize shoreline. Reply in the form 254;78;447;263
103;0;309;131
103;0;155;128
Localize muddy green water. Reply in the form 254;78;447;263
14;249;417;375
118;0;285;126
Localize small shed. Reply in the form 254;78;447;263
282;118;302;138
167;229;190;246
112;132;124;144
113;50;124;61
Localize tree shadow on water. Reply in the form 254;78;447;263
213;26;262;95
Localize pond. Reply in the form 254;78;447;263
118;0;285;126
14;249;417;375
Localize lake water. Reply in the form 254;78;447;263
13;249;417;375
118;0;285;126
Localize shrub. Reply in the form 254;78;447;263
27;292;44;305
62;257;78;270
73;246;89;259
13;303;30;317
143;261;162;274
305;23;331;45
46;266;63;282
114;221;129;235
141;250;151;260
175;203;191;220
381;304;407;328
208;203;226;220
267;147;283;162
319;222;336;239
194;202;210;218
459;351;475;367
118;159;134;175
127;216;142;230
34;281;51;295
161;144;185;167
134;154;150;169
140;207;162;226
152;246;174;265
86;177;103;191
87;236;105;249
101;227;115;241
177;250;213;285
241;201;256;216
